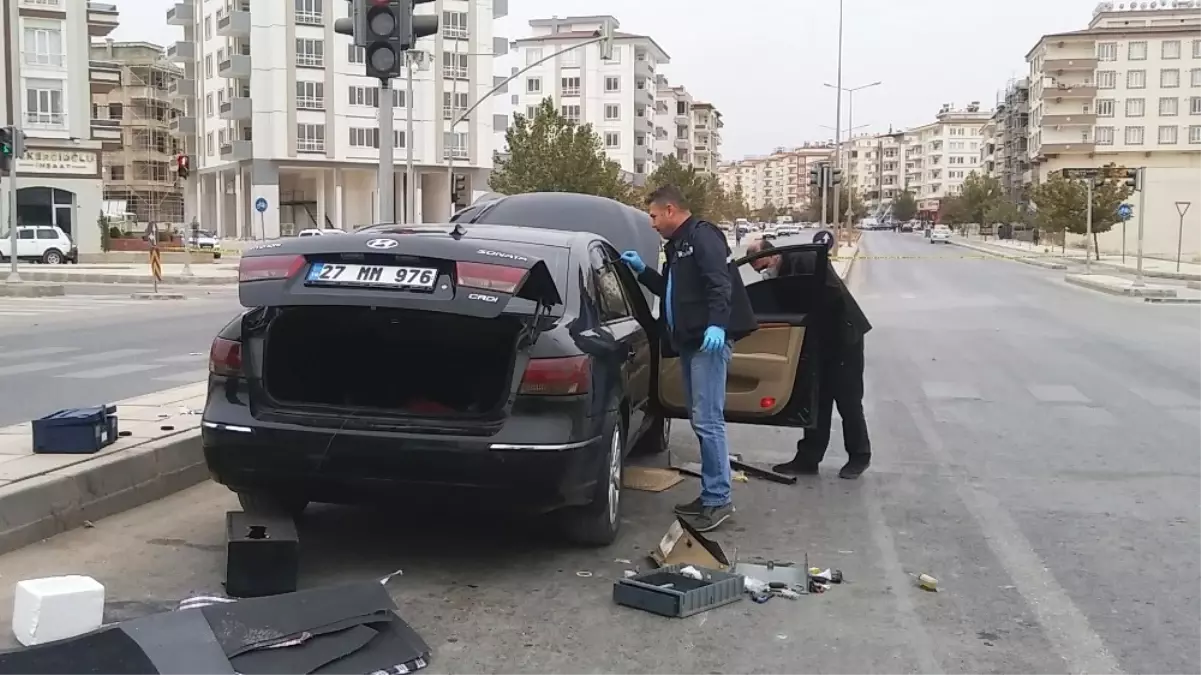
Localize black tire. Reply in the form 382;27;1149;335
562;416;624;546
632;416;670;455
42;249;64;265
236;490;309;517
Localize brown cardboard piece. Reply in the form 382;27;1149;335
650;517;733;571
623;466;684;492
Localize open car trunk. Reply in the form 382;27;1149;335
261;306;524;418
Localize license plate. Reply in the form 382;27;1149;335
306;262;438;289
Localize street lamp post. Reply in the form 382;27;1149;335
825;80;881;236
830;0;844;250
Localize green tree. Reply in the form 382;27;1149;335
958;171;1005;224
755;202;782;223
891;190;918;223
490;98;633;202
646;155;714;216
729;183;750;220
1029;164;1133;259
984;198;1026;228
938;195;970;227
98;212;111;253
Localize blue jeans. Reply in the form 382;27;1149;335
680;342;733;507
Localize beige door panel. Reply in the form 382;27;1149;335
658;324;806;418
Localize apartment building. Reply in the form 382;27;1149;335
167;0;508;238
980;78;1031;201
716;143;835;213
907;104;991;217
691;101;722;173
90;40;185;225
1025;0;1201;256
842;129;908;216
1;0;119;254
511;15;669;184
654;75;693;168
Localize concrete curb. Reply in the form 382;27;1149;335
1064;274;1177;298
9;270;235;286
0;282;66;297
841;241;862;280
1088;262;1201;282
1188;280;1201;290
1144;296;1201;304
130;292;188;300
0;431;207;556
949;240;1068;270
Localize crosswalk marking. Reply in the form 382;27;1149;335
153;369;211;383
60;363;165;379
0;361;66;376
71;348;157;363
0;347;80;360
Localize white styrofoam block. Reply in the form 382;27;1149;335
11;575;105;646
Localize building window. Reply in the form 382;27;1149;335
561;77;581;96
1097;42;1117;61
442;11;467;39
295;0;323;25
1097;70;1116;88
443;52;467;79
526;77;541;94
204;15;212;39
297;123;325;152
348;44;364;64
1162;69;1181;88
1125;126;1144;145
349;127;378;148
296;38;324;68
1126;98;1145;116
216;47;225;64
22;26;64;68
1096;98;1115;117
1095;126;1115;145
1189;125;1201;144
604;76;620;93
1158;126;1178;144
348;85;373;106
205;55;213;78
1127;70;1146;88
525;48;542;66
1163;40;1181;60
296;81;324;110
218;129;226;146
1160;97;1179;116
1194;40;1201;58
1128;41;1147;60
24;79;64;127
443;91;468;119
203;93;212;116
390;88;405;107
393;130;405;148
561;105;581;123
604;103;620;120
443;131;467;159
604;132;620;148
560;48;578;67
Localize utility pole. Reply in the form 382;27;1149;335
445;38;459;214
1;124;25;283
820;164;830;230
1135;167;1146;287
405;51;417;222
831;0;845;247
825;79;881;240
1084;177;1094;274
379;79;395;222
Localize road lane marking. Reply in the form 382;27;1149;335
921;381;982;400
0;347;80;360
0;361;68;376
152;370;211;383
0;312;42;317
59;363;164;379
1027;384;1092;404
68;348;157;363
1130;386;1198;408
154;354;208;364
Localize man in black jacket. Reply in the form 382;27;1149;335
620;185;758;532
745;236;874;479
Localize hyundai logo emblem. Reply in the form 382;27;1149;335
365;238;398;249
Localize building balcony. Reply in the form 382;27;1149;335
634;58;653;78
168;78;195;100
1042;84;1096;99
217;9;251;37
1041;113;1096;127
1036;141;1093;156
166;41;195;62
90;118;122;142
126;86;166;102
220;140;253;161
89;60;122;93
218;54;251;79
169;114;196;135
87;2;118;36
674;113;689;125
1043;57;1097;72
674;137;689;149
165;1;193;25
220;97;251;120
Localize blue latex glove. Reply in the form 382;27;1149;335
701;326;726;353
620;250;646;273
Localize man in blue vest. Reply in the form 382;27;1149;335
620;185;758;532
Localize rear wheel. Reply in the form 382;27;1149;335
42;249;64;265
563;416;624;546
236;490;309;518
632;416;670;455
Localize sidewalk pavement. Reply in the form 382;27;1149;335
971;237;1201;281
949;238;1069;270
6;263;237;286
0;383;207;555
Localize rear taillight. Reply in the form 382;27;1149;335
456;261;526;294
519;356;591;396
210;337;243;376
239;255;305;282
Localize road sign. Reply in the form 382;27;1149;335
1175;201;1192;217
255;197;268;213
1118;204;1133;221
149;246;163;291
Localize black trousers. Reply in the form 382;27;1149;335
800;336;871;461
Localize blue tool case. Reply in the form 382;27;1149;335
32;405;119;454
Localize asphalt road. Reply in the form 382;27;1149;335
0;285;242;426
0;233;1196;673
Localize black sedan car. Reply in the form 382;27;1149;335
203;194;832;545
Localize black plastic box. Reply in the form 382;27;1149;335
224;510;300;598
32;405;118;454
613;564;744;618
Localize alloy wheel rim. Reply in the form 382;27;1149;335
661;419;671;447
607;429;621;525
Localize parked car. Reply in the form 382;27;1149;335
203;193;832;545
0;225;77;264
297;228;346;237
186;229;222;259
930;224;952;243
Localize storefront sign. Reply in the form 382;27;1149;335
17;150;99;176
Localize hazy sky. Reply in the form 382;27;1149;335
110;0;1101;159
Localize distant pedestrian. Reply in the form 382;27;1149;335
620;185;758;532
1032;227;1041;247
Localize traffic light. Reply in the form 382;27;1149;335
363;0;403;80
403;0;439;50
0;126;12;175
809;165;821;187
176;154;190;180
452;173;467;208
830;167;843;185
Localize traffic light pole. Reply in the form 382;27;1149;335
1084;177;1094;274
6;155;17;284
405;54;415;223
378;78;395;223
1135;167;1146;287
820;165;830;230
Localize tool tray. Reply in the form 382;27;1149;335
613;564;743;618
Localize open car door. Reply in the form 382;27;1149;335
655;243;831;428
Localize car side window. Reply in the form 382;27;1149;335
17;230;34;240
36;228;57;239
590;245;631;323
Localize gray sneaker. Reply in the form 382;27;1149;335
683;503;735;533
673;497;704;516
